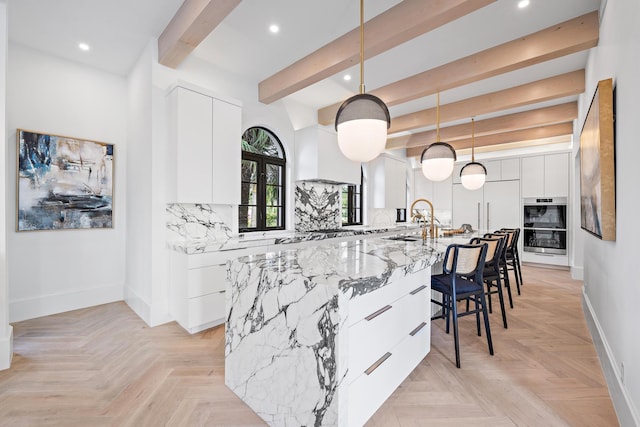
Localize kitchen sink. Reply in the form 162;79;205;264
385;236;420;242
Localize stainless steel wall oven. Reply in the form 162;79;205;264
523;197;567;255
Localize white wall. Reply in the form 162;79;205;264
0;0;13;370
124;42;157;325
579;0;640;423
6;44;127;322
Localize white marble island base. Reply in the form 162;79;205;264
225;238;442;426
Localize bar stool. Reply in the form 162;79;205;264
500;227;524;289
484;232;514;309
431;243;493;368
470;236;508;328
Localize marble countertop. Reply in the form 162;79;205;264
167;223;423;254
230;234;449;296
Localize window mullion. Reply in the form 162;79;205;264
258;158;266;229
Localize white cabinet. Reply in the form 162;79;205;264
169;252;227;334
544;153;569;197
369;154;408;209
412;169;452;226
295;125;360;184
347;270;430;427
453;158;519;184
167;84;242;204
452;180;520;231
521;153;569;198
169;247;265;334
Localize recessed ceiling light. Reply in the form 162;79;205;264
343;74;352;81
518;0;530;8
269;24;279;34
78;42;90;51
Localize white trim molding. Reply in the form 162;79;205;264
10;283;123;323
583;289;639;426
0;325;13;370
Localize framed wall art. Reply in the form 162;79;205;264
579;78;616;241
17;129;114;231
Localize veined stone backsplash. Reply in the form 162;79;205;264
368;208;397;228
295;181;342;232
166;203;234;242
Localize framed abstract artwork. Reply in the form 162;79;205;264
579;78;616;240
17;129;114;231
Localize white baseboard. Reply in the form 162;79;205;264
10;283;123;323
571;265;584;280
583;290;639;427
0;325;13;371
124;286;172;328
124;286;151;325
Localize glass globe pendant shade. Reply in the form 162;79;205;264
460;161;487;190
420;142;457;181
336;93;391;162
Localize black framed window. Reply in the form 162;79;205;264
240;127;286;232
342;169;363;226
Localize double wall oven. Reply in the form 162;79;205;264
523;197;567;255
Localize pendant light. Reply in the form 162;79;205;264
420;92;457;181
335;0;390;163
460;118;487;190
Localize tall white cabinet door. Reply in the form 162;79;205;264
174;88;214;203
484;180;520;231
544;153;569;198
370;155;407;209
521;156;544;198
452;184;483;231
212;99;241;205
412;169;433;202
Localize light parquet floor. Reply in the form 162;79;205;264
0;266;618;426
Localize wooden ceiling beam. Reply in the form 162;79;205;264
258;0;496;104
386;102;578;150
406;122;574;157
158;0;242;68
318;11;598;125
388;69;584;135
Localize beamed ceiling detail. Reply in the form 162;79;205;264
160;1;600;153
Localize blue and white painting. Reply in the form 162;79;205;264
17;129;114;231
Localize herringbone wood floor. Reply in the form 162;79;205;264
0;266;618;426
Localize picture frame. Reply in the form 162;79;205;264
17;129;114;231
579;78;615;240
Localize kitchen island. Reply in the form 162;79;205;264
225;236;445;426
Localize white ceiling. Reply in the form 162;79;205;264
7;0;602;141
8;0;184;75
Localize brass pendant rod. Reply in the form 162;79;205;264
471;117;476;162
436;92;441;142
359;0;365;94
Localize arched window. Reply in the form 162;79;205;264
239;127;286;232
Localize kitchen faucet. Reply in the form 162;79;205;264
410;198;435;243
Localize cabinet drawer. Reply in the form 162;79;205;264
347;269;425;326
348;325;430;427
348;284;429;383
187;264;227;297
187;292;226;328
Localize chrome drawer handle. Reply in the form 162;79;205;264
364;352;392;375
410;285;427;295
410;322;427;336
365;305;392;321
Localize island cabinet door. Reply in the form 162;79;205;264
348;314;430;427
348;283;428;383
347;277;430;427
